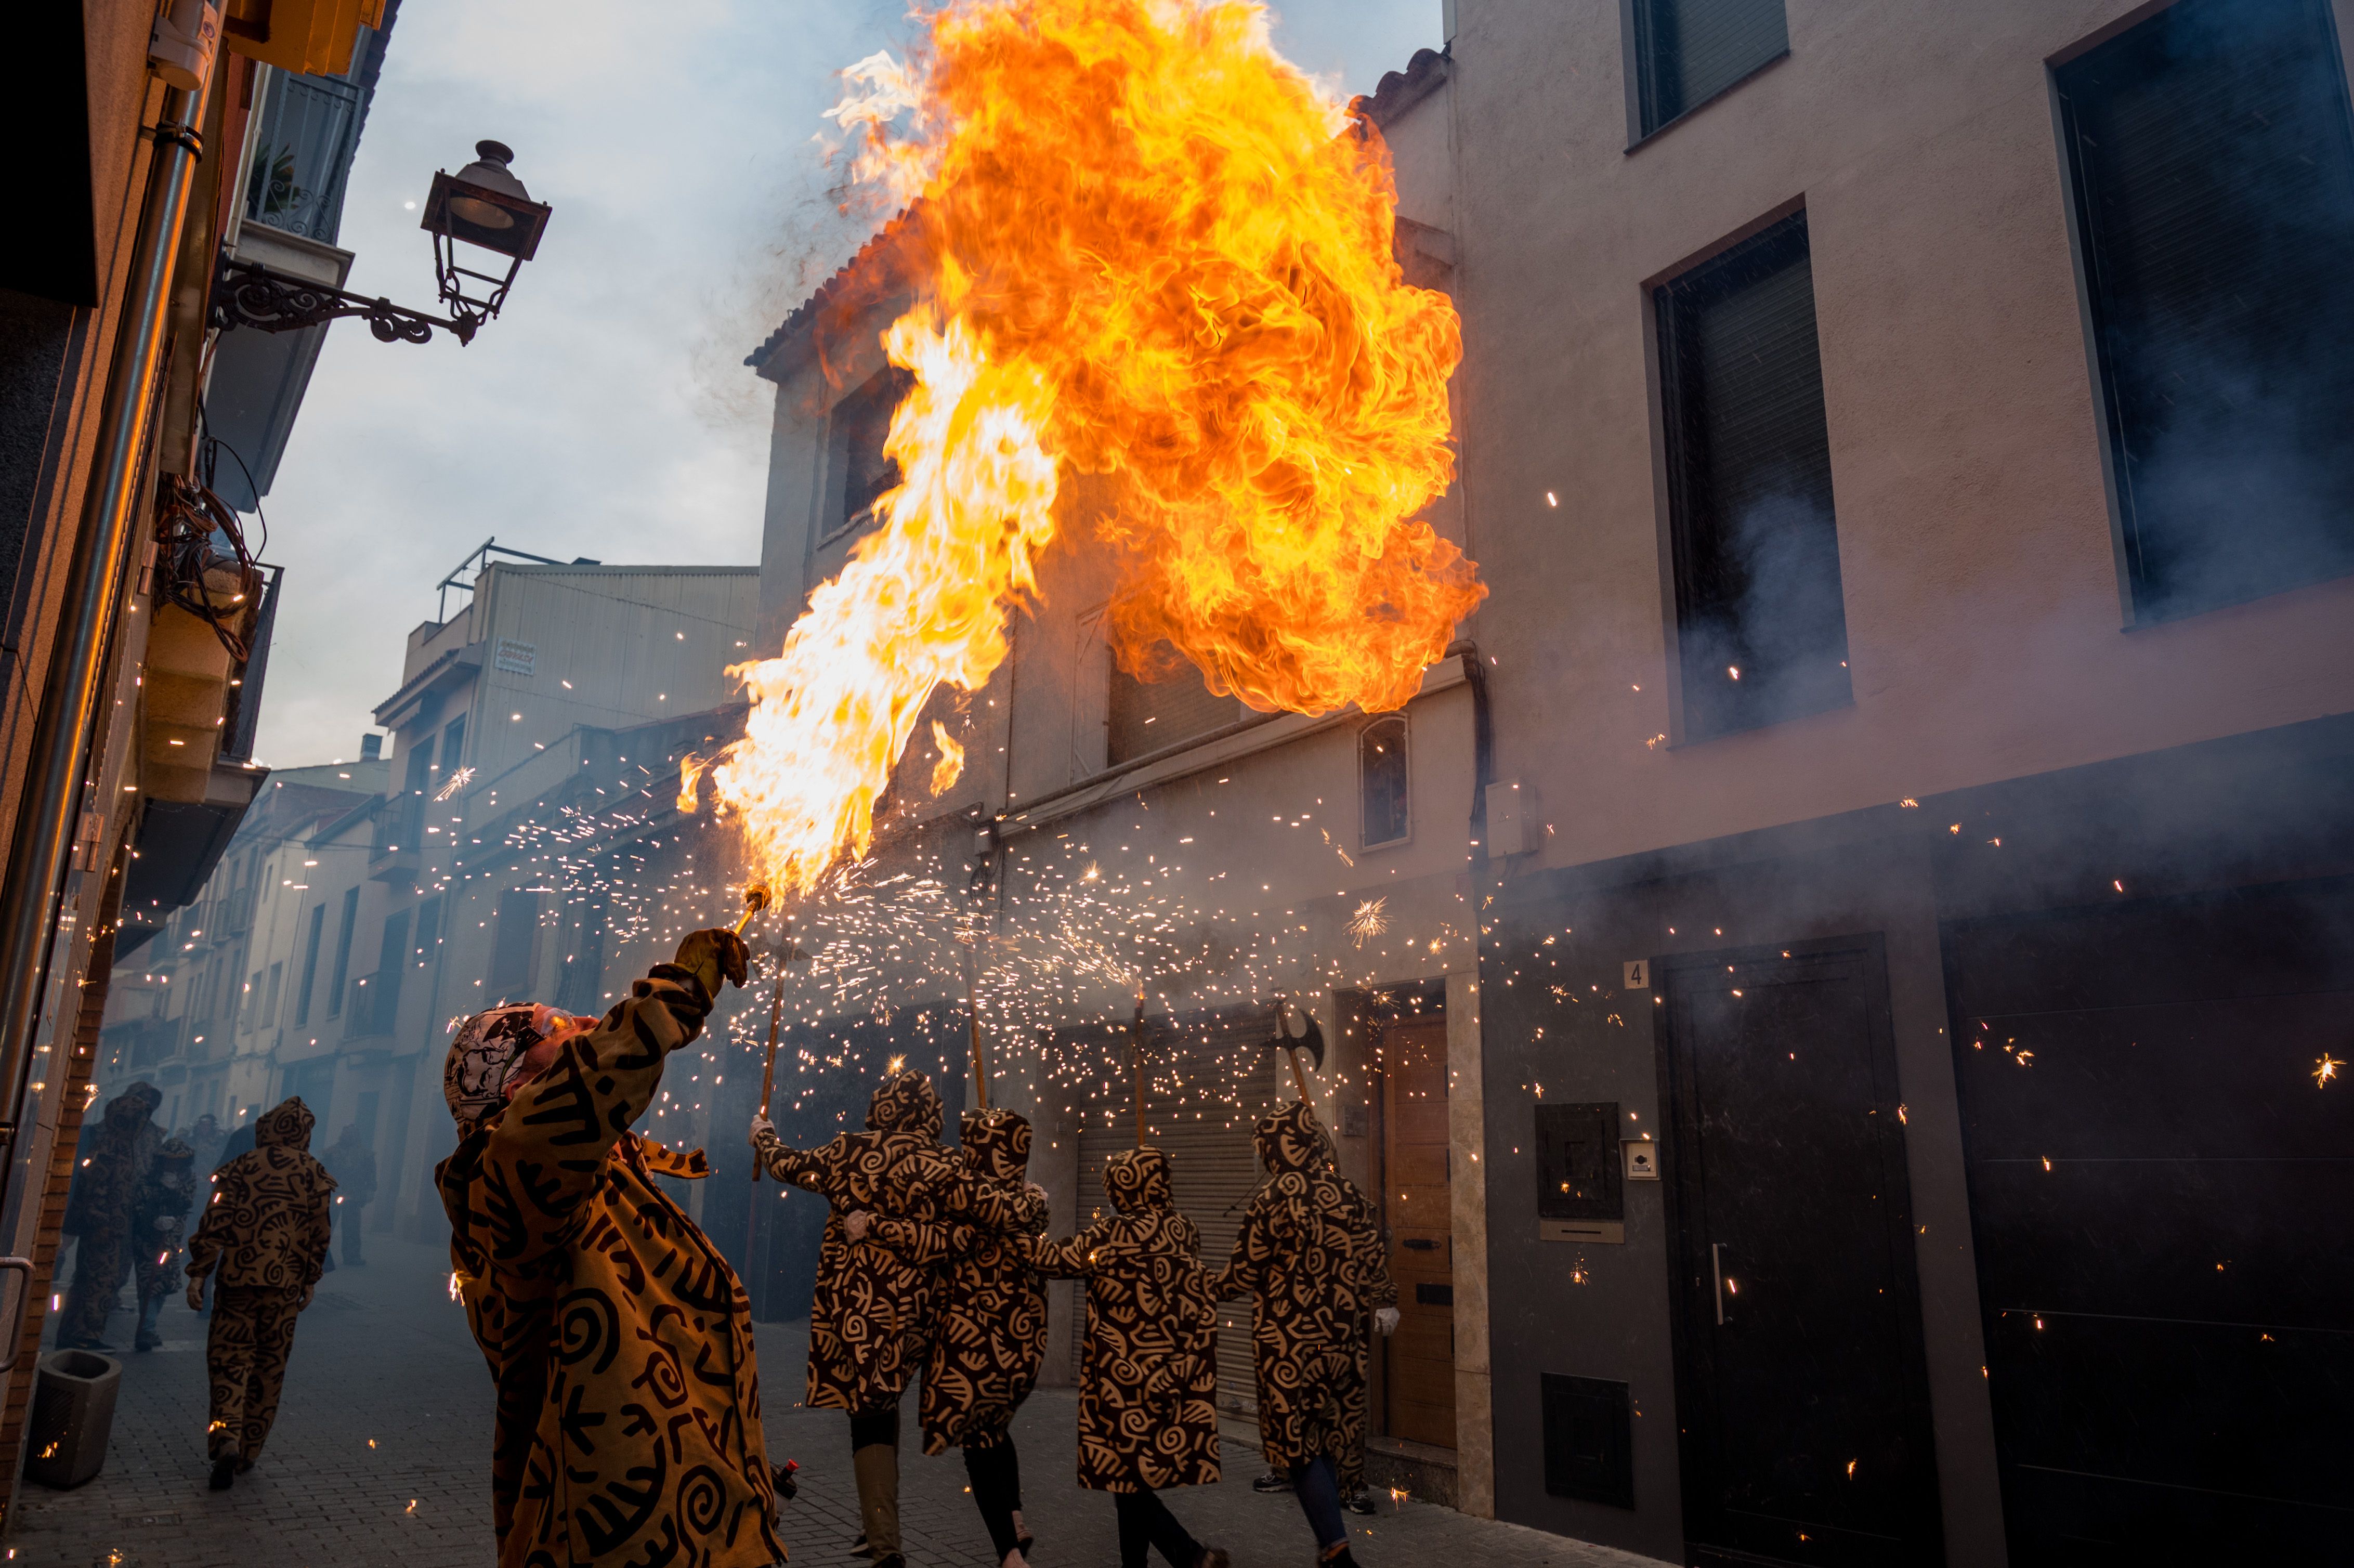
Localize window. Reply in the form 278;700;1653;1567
2057;0;2354;619
414;895;442;967
327;886;359;1017
244;970;261;1030
828;366;916;542
439;713;467;776
295;903;324;1027
370;909;410;1034
1654;210;1850;741
1106;645;1243;767
1360;715;1411;847
263;962;283;1028
490;888;540;999
1632;0;1788;137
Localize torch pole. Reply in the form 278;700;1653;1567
1277;996;1311;1102
743;939;788;1274
1130;993;1147;1146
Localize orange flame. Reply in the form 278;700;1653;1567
699;0;1482;892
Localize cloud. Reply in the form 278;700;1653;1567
252;0;1441;765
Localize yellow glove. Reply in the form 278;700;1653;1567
673;927;750;998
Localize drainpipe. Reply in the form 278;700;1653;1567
0;78;215;1162
1447;638;1494;869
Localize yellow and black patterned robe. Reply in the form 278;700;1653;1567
185;1097;336;1295
437;965;784;1568
1018;1146;1221;1494
1210;1101;1397;1492
753;1072;1029;1415
867;1108;1051;1455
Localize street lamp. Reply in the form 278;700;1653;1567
212;140;553;346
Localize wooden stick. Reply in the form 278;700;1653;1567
733;881;771;935
1130;994;1147;1146
743;968;787;1276
967;983;990;1112
1284;1044;1311;1103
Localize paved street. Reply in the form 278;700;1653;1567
9;1239;1655;1568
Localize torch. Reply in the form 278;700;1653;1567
1129;990;1148;1147
746;913;807;1268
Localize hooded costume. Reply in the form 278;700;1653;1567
436;960;785;1568
753;1071;1033;1566
184;1096;337;1470
1019;1146;1222;1494
131;1137;198;1350
1211;1101;1397;1495
58;1080;163;1348
321;1125;377;1265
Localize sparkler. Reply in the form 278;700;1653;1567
1349;897;1388;948
2318;1053;2343;1088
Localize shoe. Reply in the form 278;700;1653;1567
134;1334;160;1353
1251;1469;1292;1493
873;1556;905;1568
1195;1550;1230;1568
236;1458;256;1473
1345;1488;1377;1515
1320;1550;1359;1568
847;1532;867;1554
208;1456;237;1491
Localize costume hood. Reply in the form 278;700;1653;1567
960;1107;1031;1183
1253;1100;1331;1177
254;1096;315;1152
868;1070;944;1139
1102;1145;1171;1214
155;1138;194;1167
102;1081;161;1128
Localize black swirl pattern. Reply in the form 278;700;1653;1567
1019;1146;1222;1494
437;962;784;1568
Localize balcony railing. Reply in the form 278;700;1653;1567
244;70;366;246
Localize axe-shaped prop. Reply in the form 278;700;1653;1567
1265;994;1325;1102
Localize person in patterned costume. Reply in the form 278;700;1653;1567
182;1095;336;1489
1018;1145;1229;1568
1209;1101;1398;1568
58;1080;164;1349
437;929;787;1568
130;1137;197;1351
847;1107;1052;1568
749;1070;1031;1568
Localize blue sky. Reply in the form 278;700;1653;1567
253;0;1444;764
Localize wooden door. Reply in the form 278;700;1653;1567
1379;1018;1456;1448
1658;938;1942;1567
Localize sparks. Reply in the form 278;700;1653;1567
434;766;475;801
1348;897;1389;947
2318;1053;2343;1088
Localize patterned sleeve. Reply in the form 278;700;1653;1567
868;1217;979;1265
182;1171;237;1285
1208;1177;1299;1302
299;1161;336;1287
1349;1192;1397;1311
940;1171;1047;1234
751;1128;853;1196
470;965;712;1272
1015;1217;1119;1279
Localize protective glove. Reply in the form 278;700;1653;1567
1375;1306;1401;1336
749;1114;775;1148
185;1279;204;1312
845;1210;873;1242
1025;1182;1050;1206
673;927;751;999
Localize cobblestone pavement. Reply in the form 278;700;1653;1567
8;1239;1658;1568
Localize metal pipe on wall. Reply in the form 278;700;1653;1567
0;76;215;1162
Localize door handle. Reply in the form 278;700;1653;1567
0;1257;35;1372
1711;1242;1725;1326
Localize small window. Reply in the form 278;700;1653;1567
415;894;442;968
828;366;917;542
1106;646;1242;767
1655;210;1850;741
295;903;324;1027
263;962;283;1028
1359;715;1410;848
326;886;359;1018
1632;0;1788;138
438;713;467;776
2057;0;2354;619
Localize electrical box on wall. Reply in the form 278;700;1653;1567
1536;1101;1624;1243
1485;779;1532;856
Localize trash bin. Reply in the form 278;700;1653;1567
25;1349;120;1489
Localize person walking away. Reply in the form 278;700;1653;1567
1209;1102;1398;1568
320;1125;376;1266
1018;1146;1228;1568
59;1081;164;1349
130;1138;198;1350
847;1107;1052;1568
439;929;786;1568
185;1113;226;1178
182;1096;336;1489
750;1072;1034;1568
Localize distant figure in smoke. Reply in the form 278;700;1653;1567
183;1096;336;1489
58;1080;164;1350
750;1072;1035;1568
320;1123;376;1266
846;1107;1053;1568
1211;1102;1397;1568
184;1113;226;1178
130;1137;198;1351
1019;1146;1228;1568
440;930;787;1568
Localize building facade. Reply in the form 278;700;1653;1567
742;2;2354;1563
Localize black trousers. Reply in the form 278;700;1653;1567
963;1433;1026;1561
1113;1487;1201;1568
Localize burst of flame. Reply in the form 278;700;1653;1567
2319;1053;2343;1088
887;1053;908;1075
448;1270;462;1302
928;721;965;795
694;0;1482;893
434;766;475;801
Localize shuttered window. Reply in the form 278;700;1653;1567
2057;0;2354;620
1655;211;1850;741
829;366;915;542
1106;648;1242;767
1632;0;1788;137
1359;715;1410;848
